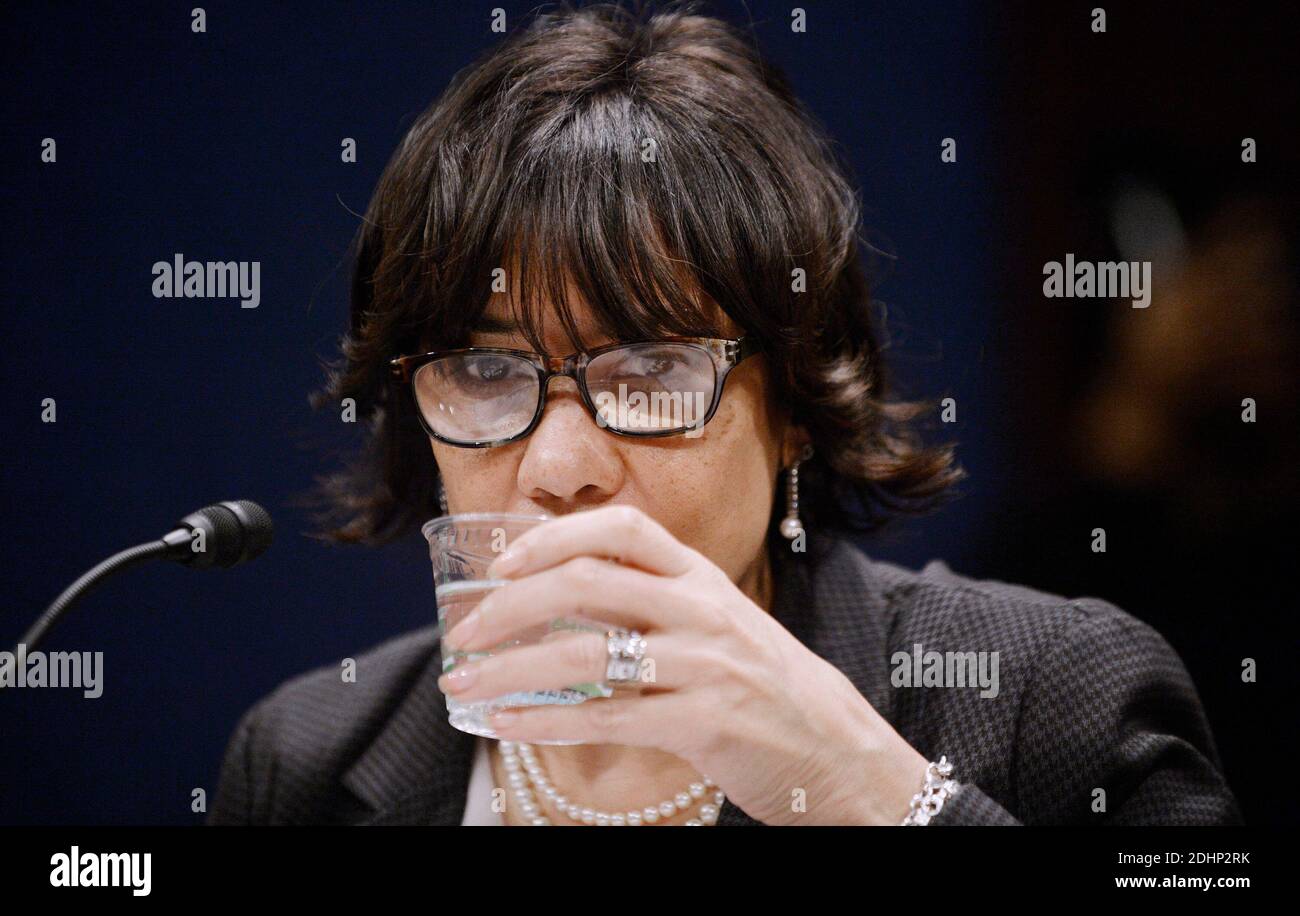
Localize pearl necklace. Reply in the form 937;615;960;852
499;740;726;826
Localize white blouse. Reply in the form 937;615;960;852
460;735;506;826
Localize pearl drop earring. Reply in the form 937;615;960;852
779;444;814;540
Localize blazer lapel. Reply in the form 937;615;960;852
344;530;890;827
715;532;894;826
343;640;475;825
793;533;896;720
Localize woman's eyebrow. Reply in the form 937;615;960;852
469;314;516;333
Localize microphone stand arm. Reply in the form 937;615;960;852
16;539;174;654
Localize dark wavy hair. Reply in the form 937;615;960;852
310;1;962;544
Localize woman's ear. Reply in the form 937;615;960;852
780;422;812;468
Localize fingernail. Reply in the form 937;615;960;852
446;611;480;648
490;709;518;728
490;547;524;576
439;665;478;693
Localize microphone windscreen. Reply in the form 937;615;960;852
175;500;274;568
220;500;274;563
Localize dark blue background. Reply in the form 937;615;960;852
4;0;1221;824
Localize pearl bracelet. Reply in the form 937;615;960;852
900;755;961;826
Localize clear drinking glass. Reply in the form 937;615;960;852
423;513;614;743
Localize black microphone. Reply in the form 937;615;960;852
160;500;275;569
15;500;273;653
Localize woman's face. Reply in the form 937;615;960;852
430;291;804;589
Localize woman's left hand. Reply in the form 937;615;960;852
438;505;929;825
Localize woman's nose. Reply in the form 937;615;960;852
515;377;624;503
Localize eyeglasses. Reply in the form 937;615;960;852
389;336;759;447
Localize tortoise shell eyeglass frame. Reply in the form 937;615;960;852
388;336;761;448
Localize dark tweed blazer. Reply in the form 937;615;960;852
209;531;1241;826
